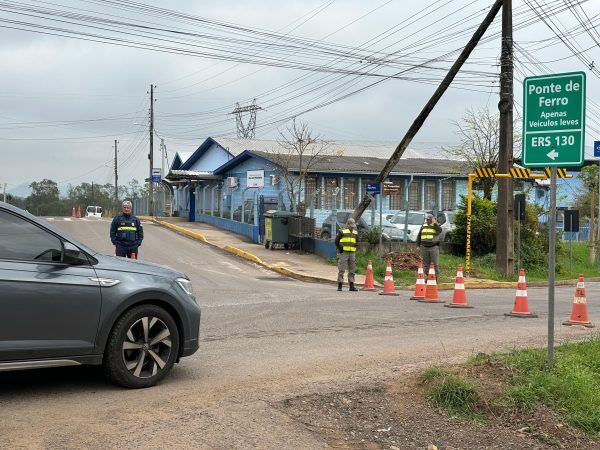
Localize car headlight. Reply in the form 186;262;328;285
176;278;194;296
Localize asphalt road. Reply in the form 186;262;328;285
1;217;598;449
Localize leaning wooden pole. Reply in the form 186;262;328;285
352;0;503;221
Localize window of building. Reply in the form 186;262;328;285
343;178;358;209
408;180;421;210
388;179;404;210
304;177;319;209
441;179;456;210
322;178;338;209
424;180;437;210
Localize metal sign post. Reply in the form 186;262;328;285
379;183;383;249
548;168;557;367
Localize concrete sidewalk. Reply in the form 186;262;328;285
141;216;371;287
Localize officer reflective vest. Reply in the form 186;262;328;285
339;228;358;252
419;225;441;244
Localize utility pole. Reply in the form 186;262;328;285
114;139;119;210
91;181;95;204
496;0;515;276
149;84;155;216
2;183;6;202
352;0;503;220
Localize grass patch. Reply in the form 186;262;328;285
500;339;600;436
420;367;448;383
423;338;600;439
422;372;481;420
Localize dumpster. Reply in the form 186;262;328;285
264;210;298;250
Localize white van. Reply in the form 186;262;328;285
85;205;103;218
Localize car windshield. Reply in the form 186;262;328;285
390;213;425;225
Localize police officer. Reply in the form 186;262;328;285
110;200;143;258
416;213;443;279
335;217;359;292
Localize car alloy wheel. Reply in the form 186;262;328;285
122;316;172;379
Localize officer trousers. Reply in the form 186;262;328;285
421;245;439;278
337;251;356;283
116;245;138;259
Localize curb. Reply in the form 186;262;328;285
223;245;265;265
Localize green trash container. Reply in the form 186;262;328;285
264;210;298;250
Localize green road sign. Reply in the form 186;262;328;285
522;72;586;167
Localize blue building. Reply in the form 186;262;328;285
166;137;471;242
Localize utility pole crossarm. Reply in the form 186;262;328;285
352;0;503;221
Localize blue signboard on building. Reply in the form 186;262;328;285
594;141;600;157
366;183;381;195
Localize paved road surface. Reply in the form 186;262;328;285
1;217;597;449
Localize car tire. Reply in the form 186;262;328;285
103;304;180;389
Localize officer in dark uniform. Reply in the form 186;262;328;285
110;200;143;258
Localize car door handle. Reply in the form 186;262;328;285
89;277;121;287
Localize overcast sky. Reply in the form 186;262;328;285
1;0;599;193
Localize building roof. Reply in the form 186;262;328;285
214;150;469;176
210;136;453;160
166;169;222;181
179;137;246;171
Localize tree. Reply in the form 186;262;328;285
574;165;598;263
27;179;62;215
444;108;513;200
270;119;332;212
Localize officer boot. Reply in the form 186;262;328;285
349;282;358;291
337;282;343;291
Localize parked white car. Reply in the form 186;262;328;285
85;205;103;218
389;211;456;243
388;211;426;242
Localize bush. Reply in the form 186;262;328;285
450;193;562;271
359;225;382;251
450;194;497;256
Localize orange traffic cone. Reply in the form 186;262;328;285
445;264;472;308
410;262;426;300
76;206;81;218
362;260;376;291
130;252;137;260
505;268;537;318
71;207;76;217
419;263;443;303
563;275;594;328
379;261;399;296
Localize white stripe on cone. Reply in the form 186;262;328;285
574;296;587;304
516;290;528;297
577;282;585;289
519;276;526;283
454;283;465;290
457;271;463;277
416;279;426;284
418;268;424;274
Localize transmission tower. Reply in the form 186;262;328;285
231;99;261;138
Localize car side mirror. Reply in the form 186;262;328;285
62;242;89;265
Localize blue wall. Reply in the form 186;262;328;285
196;213;260;243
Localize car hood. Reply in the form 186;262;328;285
93;253;186;279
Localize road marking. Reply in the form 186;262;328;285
220;261;247;273
64;218;72;221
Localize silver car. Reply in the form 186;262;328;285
0;202;201;388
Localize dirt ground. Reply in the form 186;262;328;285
281;361;598;449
